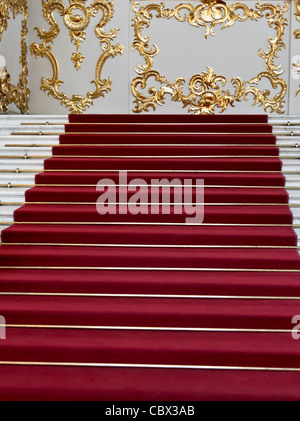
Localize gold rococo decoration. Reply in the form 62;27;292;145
31;0;124;114
0;0;30;114
0;1;9;41
131;1;288;114
294;0;300;38
293;61;300;96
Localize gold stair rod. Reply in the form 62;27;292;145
0;154;297;159
1;324;293;333
0;291;299;300
2;243;299;250
2;184;300;189
11;131;300;136
0;266;300;272
0;201;299;206
2;169;300;173
20;122;276;126
1;222;299;227
19;121;300;127
6;143;298;147
1;361;300;372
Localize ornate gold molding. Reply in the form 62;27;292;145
0;0;30;114
293;60;300;96
294;0;300;38
0;1;9;42
131;1;288;114
292;1;300;95
31;0;124;114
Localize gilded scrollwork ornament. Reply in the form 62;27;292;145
131;1;288;114
0;0;30;114
294;0;300;38
31;0;124;113
0;1;9;42
293;60;300;97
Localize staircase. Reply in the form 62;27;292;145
0;114;300;400
1;114;300;244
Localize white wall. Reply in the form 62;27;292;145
1;0;300;115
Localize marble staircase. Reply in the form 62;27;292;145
0;114;300;245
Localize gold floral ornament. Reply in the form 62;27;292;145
293;61;300;97
170;69;235;115
0;1;9;42
63;0;93;70
31;0;124;113
293;1;300;95
7;0;27;18
0;0;30;114
131;1;288;114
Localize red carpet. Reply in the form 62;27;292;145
0;114;300;400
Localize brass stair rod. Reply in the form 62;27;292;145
0;221;299;227
11;132;300;136
1;201;300;206
0;155;298;159
2;184;300;189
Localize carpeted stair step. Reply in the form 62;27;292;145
52;145;280;156
0;269;299;296
13;204;294;224
2;365;300;401
65;123;273;134
44;157;282;171
35;171;287;187
0;294;298;329
24;186;289;204
1;328;298;368
1;245;300;269
2;225;297;246
59;133;277;145
68;113;269;124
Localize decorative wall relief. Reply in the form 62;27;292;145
131;1;289;114
0;0;30;114
31;0;124;113
294;0;300;38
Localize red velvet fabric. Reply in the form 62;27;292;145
1;366;300;401
0;294;298;328
35;170;286;187
53;144;280;156
68;113;269;124
1;115;300;401
13;204;293;224
65;123;273;133
3;225;296;246
44;157;282;171
24;186;289;204
0;269;299;296
60;133;277;144
1;328;299;368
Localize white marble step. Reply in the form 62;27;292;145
284;174;300;185
0;173;36;184
282;160;300;171
0;148;52;157
0;206;19;222
0;187;27;201
0;125;64;135
0;147;296;158
0;115;67;124
0;135;59;147
0;158;44;170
